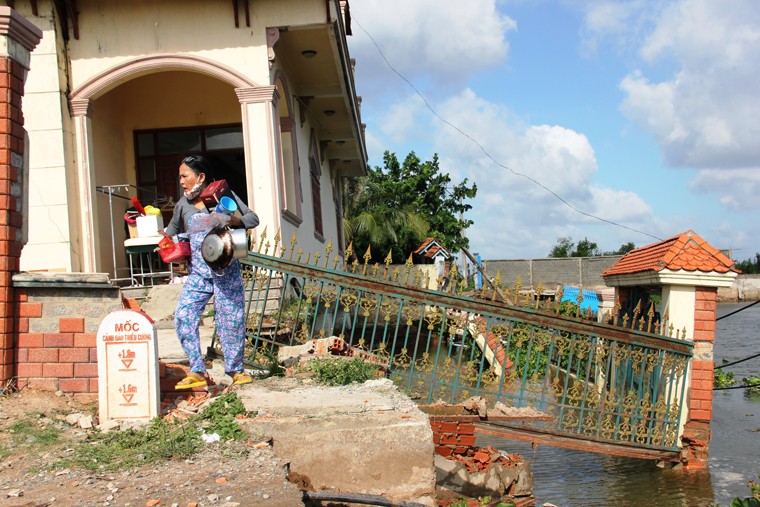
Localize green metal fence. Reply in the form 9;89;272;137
236;241;692;452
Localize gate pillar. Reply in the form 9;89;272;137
602;230;738;469
0;8;42;387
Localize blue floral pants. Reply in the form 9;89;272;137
175;215;246;376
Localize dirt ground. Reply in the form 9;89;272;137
0;388;305;507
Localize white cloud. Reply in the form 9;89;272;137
413;90;659;257
349;0;515;91
690;168;760;212
579;0;760;212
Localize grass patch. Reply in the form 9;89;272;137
0;414;65;464
308;357;379;386
62;392;249;472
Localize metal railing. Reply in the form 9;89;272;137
236;238;692;452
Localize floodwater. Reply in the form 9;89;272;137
477;302;760;507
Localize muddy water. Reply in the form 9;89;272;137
477;303;760;507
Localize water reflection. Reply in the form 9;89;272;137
477;303;760;507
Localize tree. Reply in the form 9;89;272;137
549;237;574;258
574;237;600;257
735;252;760;274
343;151;477;261
604;242;636;256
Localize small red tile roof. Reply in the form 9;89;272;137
602;230;739;277
414;237;450;259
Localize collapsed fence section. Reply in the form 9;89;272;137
237;248;692;453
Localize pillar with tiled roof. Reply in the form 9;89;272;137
602;230;739;469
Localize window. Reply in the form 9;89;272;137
134;124;247;206
308;130;323;238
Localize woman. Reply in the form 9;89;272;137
164;155;259;389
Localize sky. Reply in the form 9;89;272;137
346;0;760;261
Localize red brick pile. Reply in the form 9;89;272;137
446;445;523;474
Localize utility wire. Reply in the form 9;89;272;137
714;352;760;370
713;383;760;391
352;16;662;242
716;299;760;321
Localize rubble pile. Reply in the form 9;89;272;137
436;445;534;507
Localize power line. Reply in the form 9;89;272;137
352;16;662;242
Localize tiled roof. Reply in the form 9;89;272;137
414;237;450;259
602;230;739;277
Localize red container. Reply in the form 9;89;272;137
157;237;191;264
200;179;229;207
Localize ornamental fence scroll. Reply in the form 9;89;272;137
236;232;693;452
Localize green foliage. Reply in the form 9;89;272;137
714;362;737;388
549;237;636;257
63;392;248;471
448;496;514;507
8;417;62;446
343;151;477;261
308;357;379;386
728;474;760;507
744;376;760;396
605;241;637;255
735;253;760;274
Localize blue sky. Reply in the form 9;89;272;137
347;0;760;261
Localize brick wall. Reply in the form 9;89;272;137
0;8;42;389
430;417;479;457
681;286;717;470
11;275;122;397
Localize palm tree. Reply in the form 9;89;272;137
342;176;428;262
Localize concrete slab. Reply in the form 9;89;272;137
238;377;436;507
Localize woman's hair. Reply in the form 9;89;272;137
181;155;215;181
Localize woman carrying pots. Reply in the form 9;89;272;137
164;155;259;389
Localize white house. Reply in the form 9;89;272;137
13;0;367;278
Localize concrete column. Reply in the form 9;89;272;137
235;86;282;245
68;99;98;272
0;7;41;385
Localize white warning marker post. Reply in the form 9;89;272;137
96;310;161;422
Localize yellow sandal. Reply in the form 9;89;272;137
232;372;252;386
175;375;208;390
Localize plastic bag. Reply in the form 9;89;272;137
187;212;230;234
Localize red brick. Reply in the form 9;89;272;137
59;348;90;363
27;348;58;362
1;362;12;381
440;435;458;446
74;333;97;348
17;317;28;333
439;422;458;433
694;319;716;332
690;409;711;421
18;302;42;318
74;363;98;377
14;347;26;362
457;423;475;435
89;348;98;362
452;446;469;455
17;333;43;348
434;446;453;457
693;330;715;342
43;362;73;378
59;378;89;393
26;378;58;391
457;435;477;447
159;362;166;377
16;362;42;377
89;378;98;392
0;332;11;349
44;333;74;348
59;318;85;333
17;291;27;302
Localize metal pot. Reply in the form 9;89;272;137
201;226;248;270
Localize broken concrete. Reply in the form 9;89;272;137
237;377;436;507
435;447;533;503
